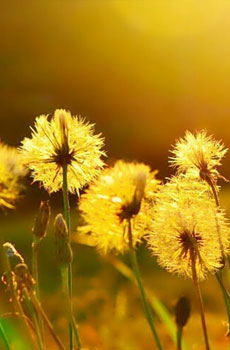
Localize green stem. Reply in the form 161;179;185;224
32;240;40;299
24;295;44;350
191;251;210;350
0;319;10;350
206;176;219;207
216;273;230;301
177;327;182;350
62;163;81;350
216;273;230;349
30;293;65;350
208;176;230;347
32;239;45;348
127;219;162;350
61;267;81;349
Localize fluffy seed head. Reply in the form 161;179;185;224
147;175;230;280
78;160;160;254
170;130;228;182
20;109;105;193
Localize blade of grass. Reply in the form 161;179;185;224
0;317;10;350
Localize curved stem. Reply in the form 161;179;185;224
207;175;230;348
24;293;44;350
32;239;45;348
176;327;182;350
216;273;230;349
62;163;81;350
0;319;10;350
206;176;225;258
30;293;65;350
205;176;219;207
191;251;210;350
4;251;38;349
32;240;39;298
216;273;230;301
127;219;162;350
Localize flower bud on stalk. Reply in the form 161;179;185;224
3;242;24;267
175;296;191;350
54;214;73;267
119;170;147;222
175;296;191;329
32;201;51;241
14;263;36;298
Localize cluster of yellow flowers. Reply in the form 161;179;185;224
2;110;230;282
2;109;230;350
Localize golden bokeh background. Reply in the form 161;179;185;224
1;1;230;349
2;0;230;176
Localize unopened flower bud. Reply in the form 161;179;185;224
14;263;35;297
32;201;51;240
175;296;191;329
118;171;147;222
3;242;24;267
54;214;73;267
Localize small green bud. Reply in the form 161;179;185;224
175;296;191;329
54;214;73;267
32;201;51;240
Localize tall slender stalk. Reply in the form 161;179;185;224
216;273;230;349
29;293;65;350
191;250;210;350
62;163;81;350
205;176;220;207
32;238;45;348
206;175;230;347
0;319;10;350
24;295;44;350
61;267;81;349
176;327;182;350
32;239;40;299
127;219;162;350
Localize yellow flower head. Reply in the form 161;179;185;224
20;109;105;193
170;130;228;183
148;175;230;280
79;160;160;254
0;143;27;209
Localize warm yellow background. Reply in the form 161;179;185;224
2;1;230;176
1;2;230;349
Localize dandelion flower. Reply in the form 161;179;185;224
79;160;160;254
20;109;105;193
148;175;230;280
170;130;228;183
0;142;26;209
